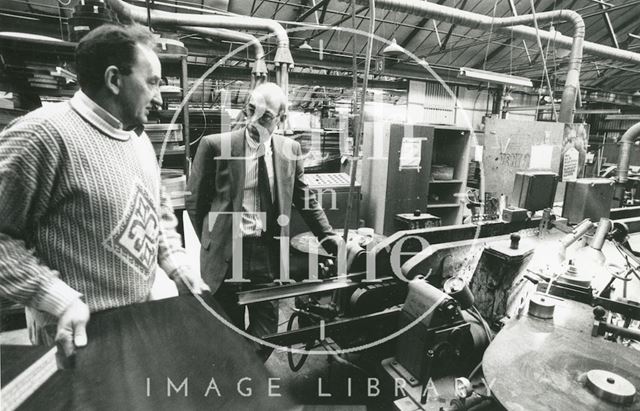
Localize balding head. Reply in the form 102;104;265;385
246;82;288;143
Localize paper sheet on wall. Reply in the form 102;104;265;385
529;145;553;169
474;145;484;162
399;138;422;170
562;147;579;181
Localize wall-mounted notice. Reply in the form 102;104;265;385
562;147;579;181
399;138;422;170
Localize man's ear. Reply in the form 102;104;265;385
104;65;121;95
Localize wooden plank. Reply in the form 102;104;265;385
482;118;566;203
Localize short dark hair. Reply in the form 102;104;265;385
75;24;156;94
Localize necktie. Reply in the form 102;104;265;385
257;145;275;236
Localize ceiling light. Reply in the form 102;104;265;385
382;38;404;57
298;40;312;51
458;67;533;88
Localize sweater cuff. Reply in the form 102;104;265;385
33;277;83;317
160;250;192;280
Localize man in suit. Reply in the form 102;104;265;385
186;82;340;359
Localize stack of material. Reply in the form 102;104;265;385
146;123;184;156
161;169;187;210
1;62;77;96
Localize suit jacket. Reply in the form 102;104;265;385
186;128;334;292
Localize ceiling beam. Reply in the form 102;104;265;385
398;0;446;49
319;0;330;24
620;23;640;49
400;17;428;49
308;5;368;42
271;0;292;20
296;0;331;22
471;0;552;69
586;12;640;88
354;9;391;55
439;0;467;51
600;3;619;48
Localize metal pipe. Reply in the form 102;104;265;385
344;0;585;122
560;219;595;249
104;0;293;86
617;122;640;183
180;26;267;83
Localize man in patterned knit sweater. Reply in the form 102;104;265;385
0;24;207;356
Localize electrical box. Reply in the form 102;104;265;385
289;173;361;236
511;171;558;212
562;178;615;224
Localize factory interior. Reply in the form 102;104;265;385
2;0;640;410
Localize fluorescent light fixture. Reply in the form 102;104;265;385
605;114;640;121
573;109;621;115
459;67;533;88
504;105;552;112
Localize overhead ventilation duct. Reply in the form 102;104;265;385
344;0;583;123
345;0;640;124
180;26;267;88
104;0;293;97
616;122;640;183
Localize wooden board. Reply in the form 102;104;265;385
15;295;295;411
482;118;565;203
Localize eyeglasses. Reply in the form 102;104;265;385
244;103;285;125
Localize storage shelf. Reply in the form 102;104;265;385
430;180;463;184
427;203;460;209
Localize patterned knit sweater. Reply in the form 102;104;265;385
0;91;190;324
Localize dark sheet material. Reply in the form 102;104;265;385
1;345;53;388
16;295;295;411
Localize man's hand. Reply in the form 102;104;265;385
55;298;90;358
174;270;211;295
321;234;344;256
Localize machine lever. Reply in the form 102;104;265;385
420;349;436;404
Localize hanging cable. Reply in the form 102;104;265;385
468;305;493;343
530;0;558;121
480;0;500;117
481;0;500;71
342;0;375;242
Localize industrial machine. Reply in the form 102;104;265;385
235;206;640;410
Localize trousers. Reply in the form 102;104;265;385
212;236;279;361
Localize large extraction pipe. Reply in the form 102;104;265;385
346;0;584;122
105;0;293;96
180;26;267;88
616;122;640;183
